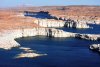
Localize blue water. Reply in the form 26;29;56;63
58;24;100;34
25;11;54;19
0;36;100;67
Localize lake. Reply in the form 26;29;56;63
0;35;100;67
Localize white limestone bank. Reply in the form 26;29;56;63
0;28;100;49
0;28;75;50
34;19;65;27
0;27;100;50
64;20;90;28
34;19;90;29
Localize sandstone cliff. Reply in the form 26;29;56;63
34;19;65;27
64;19;90;28
0;27;100;50
0;28;75;49
33;18;90;29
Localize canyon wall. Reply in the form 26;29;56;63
0;10;99;50
64;19;90;28
33;19;90;28
34;19;65;27
0;28;75;50
0;6;100;56
54;16;100;25
0;27;100;50
24;11;90;29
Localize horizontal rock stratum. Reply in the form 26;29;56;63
0;28;75;49
33;19;90;28
0;27;100;50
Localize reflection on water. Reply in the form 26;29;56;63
0;36;100;67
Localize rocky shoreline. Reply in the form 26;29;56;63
0;27;100;50
0;6;100;58
0;28;73;49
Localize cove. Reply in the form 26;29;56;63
0;36;100;67
16;36;100;67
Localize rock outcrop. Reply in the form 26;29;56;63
90;44;100;52
64;19;90;28
47;28;75;37
34;19;65;27
0;28;75;50
75;34;100;41
34;19;90;29
0;27;100;50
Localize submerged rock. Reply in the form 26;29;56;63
15;52;47;58
19;47;31;50
14;46;47;58
19;47;34;52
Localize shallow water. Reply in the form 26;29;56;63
0;36;100;67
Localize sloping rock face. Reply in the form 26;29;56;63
0;37;20;50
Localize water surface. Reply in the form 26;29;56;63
0;36;100;67
58;24;100;34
